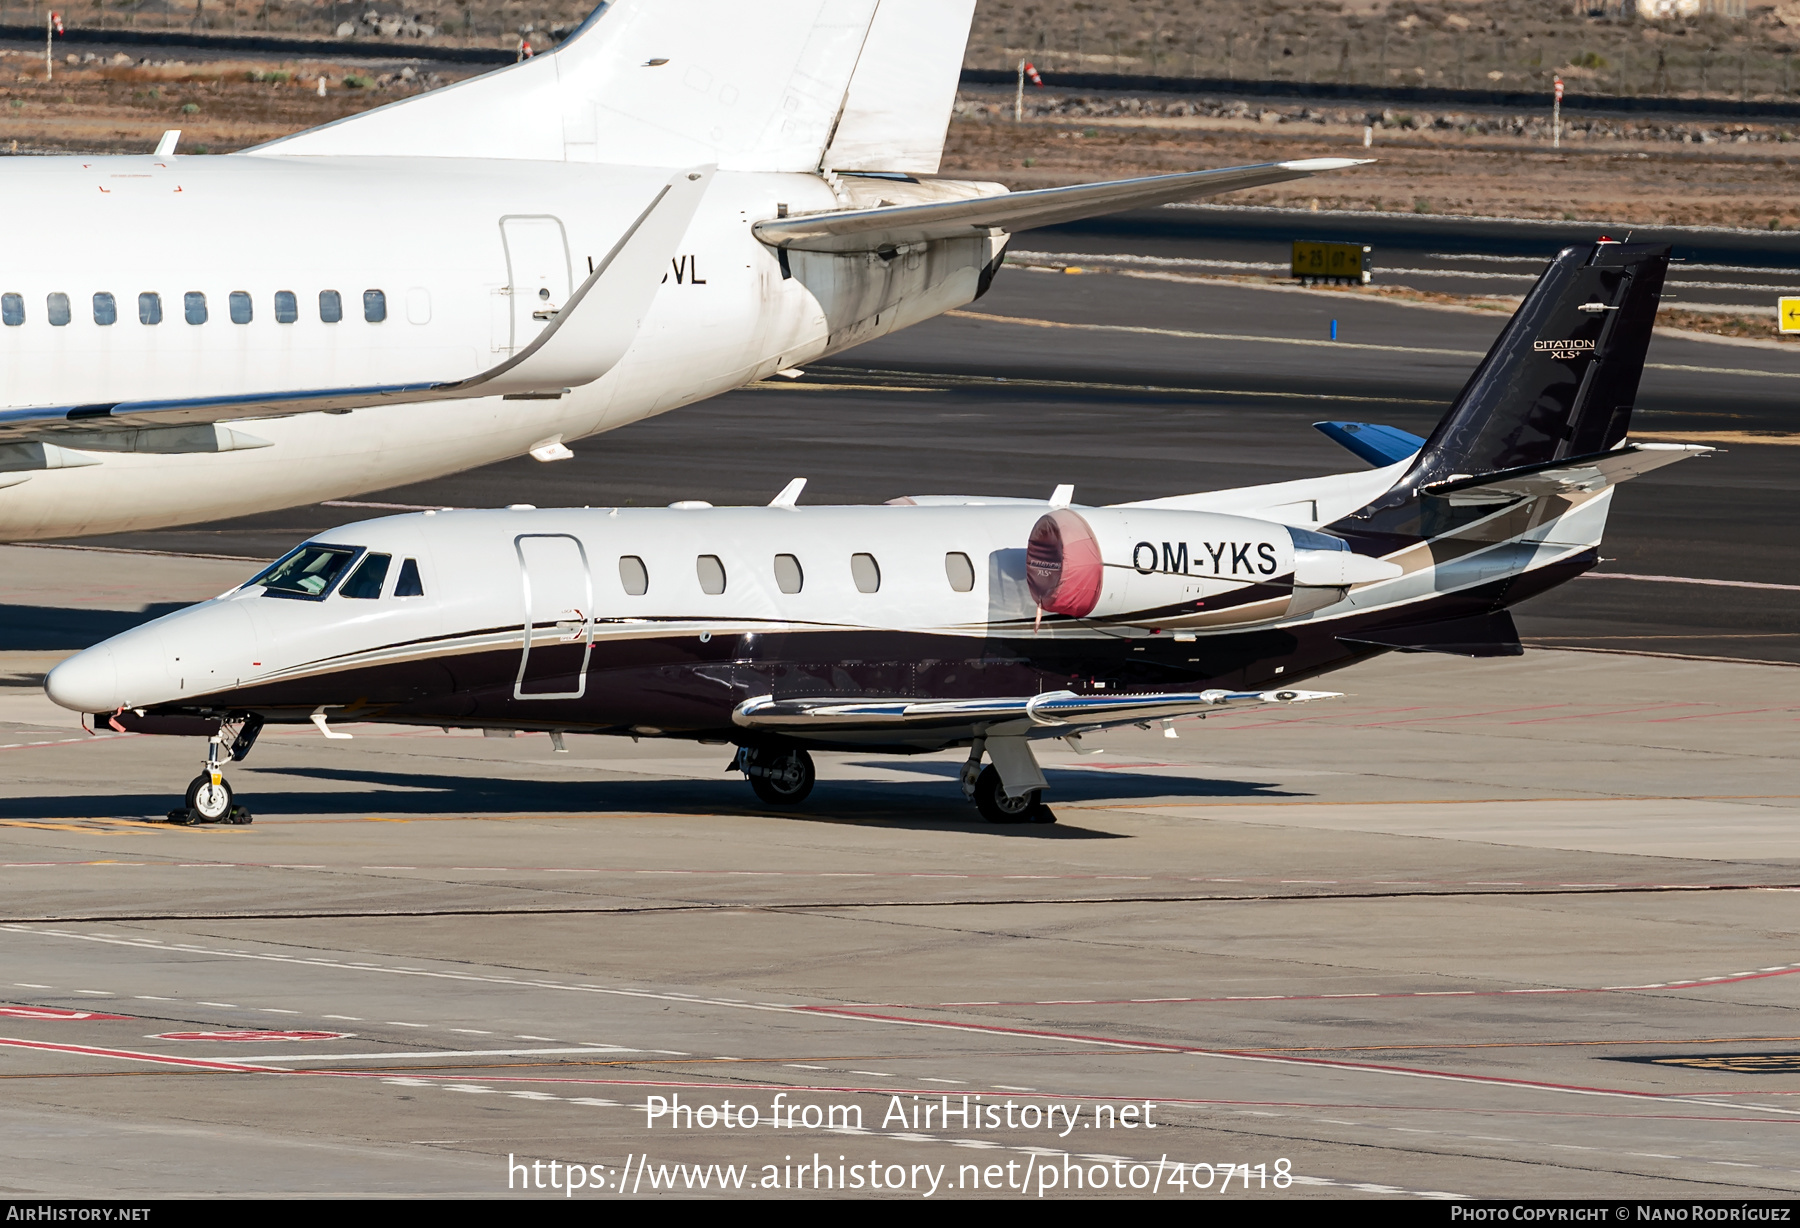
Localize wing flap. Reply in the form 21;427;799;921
752;158;1371;253
0;167;711;443
734;686;1338;734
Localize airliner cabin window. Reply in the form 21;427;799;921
92;292;117;326
339;552;391;599
363;289;387;322
47;293;70;326
619;555;649;596
274;290;298;324
773;553;804;594
229;291;253;324
944;552;976;593
319;290;343;323
696;554;727;595
184;291;207;325
249;544;360;600
1;294;22;326
395;557;425;597
138;292;161;325
851;553;881;594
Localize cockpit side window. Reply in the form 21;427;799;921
395;557;425;597
248;543;361;600
339;552;392;599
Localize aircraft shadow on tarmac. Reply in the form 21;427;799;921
0;603;193;654
0;762;1301;837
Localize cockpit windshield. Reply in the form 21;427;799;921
248;544;362;599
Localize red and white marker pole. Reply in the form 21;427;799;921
1014;59;1044;122
1553;75;1563;149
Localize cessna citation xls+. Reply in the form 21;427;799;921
0;0;1363;542
47;240;1708;824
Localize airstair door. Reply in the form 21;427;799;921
499;215;573;355
514;533;593;700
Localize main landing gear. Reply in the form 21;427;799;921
727;739;1056;823
168;716;261;826
733;745;816;806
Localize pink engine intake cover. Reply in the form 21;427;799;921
1026;510;1104;617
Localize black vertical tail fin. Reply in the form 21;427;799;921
1406;240;1669;488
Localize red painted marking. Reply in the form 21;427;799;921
1503;704;1702;726
0;1006;132;1021
153;1030;349;1042
0;1034;281;1072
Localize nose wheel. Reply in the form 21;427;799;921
168;724;255;825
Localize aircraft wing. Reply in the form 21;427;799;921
734;686;1338;736
1422;441;1712;506
0;167;712;445
752;158;1371;253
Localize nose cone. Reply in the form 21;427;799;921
45;645;120;714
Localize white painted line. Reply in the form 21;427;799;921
241;1046;642;1062
386;1022;429;1028
1580;572;1800;593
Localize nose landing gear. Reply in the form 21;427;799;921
167;716;260;826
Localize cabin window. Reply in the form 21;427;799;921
274;290;298;324
1;294;22;326
363;289;387;323
696;554;727;595
229;291;253;325
339;552;391;600
405;287;430;325
851;553;881;594
619;555;648;596
944;552;975;593
395;557;424;597
47;293;71;326
92;292;117;326
184;291;207;325
773;553;803;594
319;290;343;323
138;292;161;325
249;543;360;600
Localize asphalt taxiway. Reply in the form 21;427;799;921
0;631;1795;1198
4;223;1797;1199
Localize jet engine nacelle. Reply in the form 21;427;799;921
1025;507;1400;629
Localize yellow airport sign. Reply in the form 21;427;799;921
1293;240;1371;285
1780;297;1800;334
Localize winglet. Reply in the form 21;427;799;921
769;478;807;508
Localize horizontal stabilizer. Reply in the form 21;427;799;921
1339;610;1523;658
1422;442;1711;506
753;158;1371;253
0;169;709;444
735;686;1338;735
1314;421;1425;468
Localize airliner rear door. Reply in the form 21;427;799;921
514;533;592;700
500;216;573;355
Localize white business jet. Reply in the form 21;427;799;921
47;241;1706;825
0;0;1363;542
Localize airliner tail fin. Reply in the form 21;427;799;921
252;0;975;173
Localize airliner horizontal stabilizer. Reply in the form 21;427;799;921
753;159;1373;253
